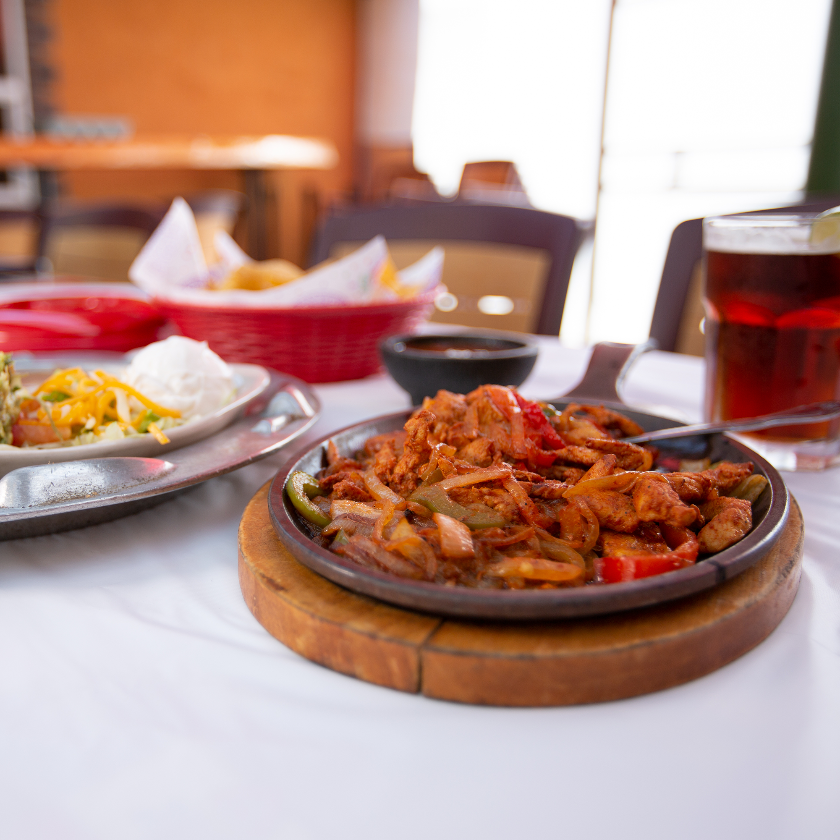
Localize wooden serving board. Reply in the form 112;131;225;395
238;482;803;706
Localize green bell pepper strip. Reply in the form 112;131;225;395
136;410;161;433
286;471;331;528
418;466;444;487
409;484;506;530
331;528;350;547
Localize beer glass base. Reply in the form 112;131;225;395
730;433;840;472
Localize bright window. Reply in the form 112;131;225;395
412;0;832;346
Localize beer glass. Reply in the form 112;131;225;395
703;213;840;471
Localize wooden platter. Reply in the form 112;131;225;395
238;482;804;706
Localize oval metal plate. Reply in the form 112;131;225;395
0;369;321;541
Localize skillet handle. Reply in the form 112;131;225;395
560;339;658;404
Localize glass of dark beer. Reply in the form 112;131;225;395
703;213;840;470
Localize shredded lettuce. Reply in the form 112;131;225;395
0;352;22;446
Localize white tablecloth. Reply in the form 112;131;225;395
2;341;839;840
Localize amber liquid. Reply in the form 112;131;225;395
704;249;840;442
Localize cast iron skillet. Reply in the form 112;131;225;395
268;342;789;620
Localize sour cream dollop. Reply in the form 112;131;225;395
123;336;234;420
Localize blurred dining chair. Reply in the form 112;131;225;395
649;196;840;356
0;209;40;278
649;218;705;355
309;202;585;335
457;160;531;207
37;201;167;283
387;172;446;204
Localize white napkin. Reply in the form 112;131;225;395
129;199;443;308
129;198;208;292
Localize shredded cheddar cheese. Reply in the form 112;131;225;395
15;366;184;447
147;422;170;445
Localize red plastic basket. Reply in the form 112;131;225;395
153;293;436;383
0;282;166;353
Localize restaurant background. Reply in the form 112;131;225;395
0;0;836;340
2;0;357;265
1;3;840;839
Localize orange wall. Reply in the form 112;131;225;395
49;0;357;263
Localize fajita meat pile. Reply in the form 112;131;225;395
286;385;767;588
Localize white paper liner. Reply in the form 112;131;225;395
129;199;443;309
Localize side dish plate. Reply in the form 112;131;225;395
0;368;320;540
0;358;271;476
268;403;790;620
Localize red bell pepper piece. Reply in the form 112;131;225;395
514;394;566;449
596;525;699;583
525;438;559;467
596;552;693;583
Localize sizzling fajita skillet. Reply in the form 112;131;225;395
268;342;790;620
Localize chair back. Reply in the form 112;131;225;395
309;202;583;335
38;202;166;283
649;218;705;355
457;161;531;207
650;197;840;355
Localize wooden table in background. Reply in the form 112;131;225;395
0;134;339;259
